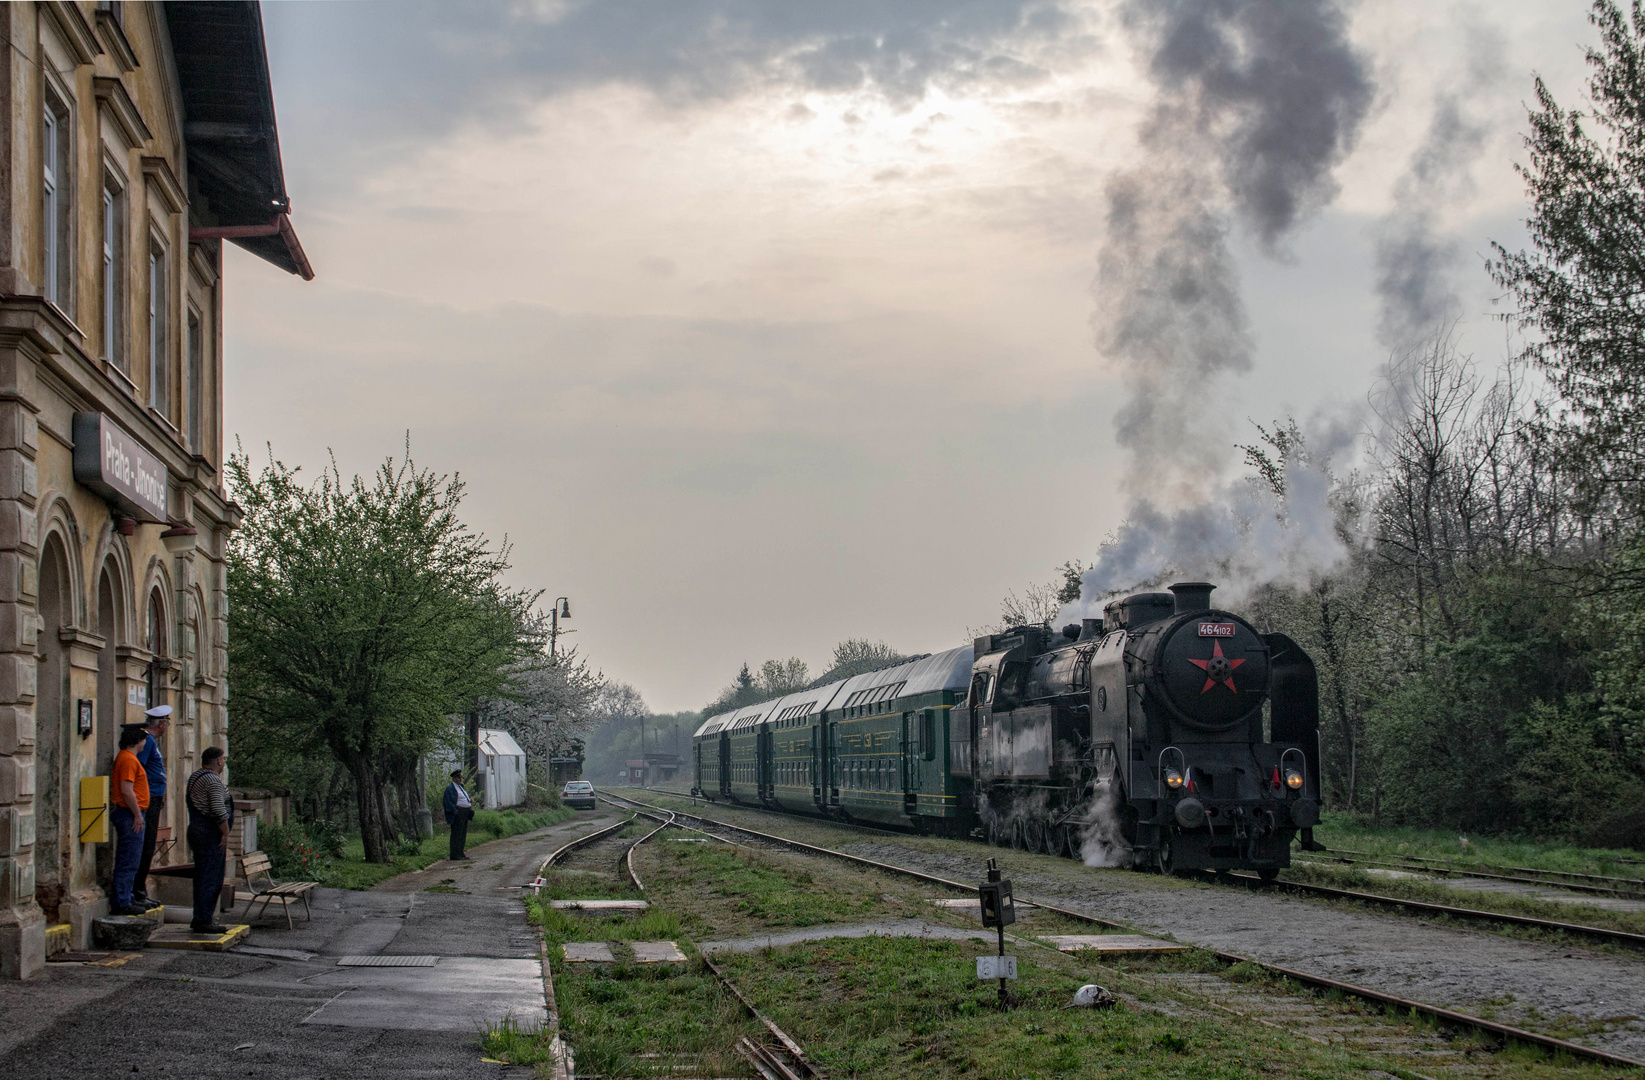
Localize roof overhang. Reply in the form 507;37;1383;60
165;1;312;279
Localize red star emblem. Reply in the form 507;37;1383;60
1187;640;1245;694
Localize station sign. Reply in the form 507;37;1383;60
72;412;168;521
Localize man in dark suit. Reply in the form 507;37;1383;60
442;770;474;860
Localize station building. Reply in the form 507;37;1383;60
0;1;311;978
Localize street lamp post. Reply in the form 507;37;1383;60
550;596;571;659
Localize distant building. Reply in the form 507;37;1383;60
620;753;681;786
476;728;525;810
548;740;584;787
0;2;311;979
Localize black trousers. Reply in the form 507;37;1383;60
135;795;165;897
187;824;226;928
449;812;469;859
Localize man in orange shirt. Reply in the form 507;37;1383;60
110;725;151;915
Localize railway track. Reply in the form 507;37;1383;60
543;800;822;1078
598;788;1645;1072
631;788;1644;947
1213;870;1645;950
1294;850;1645;899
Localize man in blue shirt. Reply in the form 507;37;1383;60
132;705;171;907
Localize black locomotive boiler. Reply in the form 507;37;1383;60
693;581;1321;877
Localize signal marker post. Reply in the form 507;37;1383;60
978;858;1017;1009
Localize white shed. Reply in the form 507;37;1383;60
476;728;527;809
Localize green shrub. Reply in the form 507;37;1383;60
260;820;331;880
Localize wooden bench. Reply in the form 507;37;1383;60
237;852;318;930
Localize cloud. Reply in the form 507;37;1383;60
265;0;1097;201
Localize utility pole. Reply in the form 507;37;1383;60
465;711;479;776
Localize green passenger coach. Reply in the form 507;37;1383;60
692;646;974;833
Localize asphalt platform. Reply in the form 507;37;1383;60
0;808;618;1079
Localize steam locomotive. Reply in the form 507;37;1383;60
692;582;1321;876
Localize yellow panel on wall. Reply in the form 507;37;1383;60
79;776;110;844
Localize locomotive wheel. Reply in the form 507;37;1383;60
1010;819;1027;850
1258;868;1280;884
1048;823;1072;859
1155;836;1175;876
1023;818;1046;854
987;817;1008;847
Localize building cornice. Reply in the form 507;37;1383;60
94;8;140;73
43;2;102;66
94;77;153;150
142;156;187;215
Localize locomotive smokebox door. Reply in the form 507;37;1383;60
979;859;1016;928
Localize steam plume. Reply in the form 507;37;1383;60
1074;0;1372;608
1374;19;1507;348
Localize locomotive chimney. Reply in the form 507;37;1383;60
1169;581;1215;614
1076;618;1103;642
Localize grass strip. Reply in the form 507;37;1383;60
1312;813;1645;882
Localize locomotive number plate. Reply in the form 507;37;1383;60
1198;622;1236;637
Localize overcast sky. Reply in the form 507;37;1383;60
227;0;1594;712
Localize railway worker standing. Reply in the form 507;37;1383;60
110;726;151;915
185;747;234;933
443;770;474;861
132;705;172;907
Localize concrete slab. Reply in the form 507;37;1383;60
548;900;649;911
630;941;687;963
146;923;250;951
928;898;1036;913
562;942;615;963
1041;934;1185;954
301;956;546;1032
699;919;1022;955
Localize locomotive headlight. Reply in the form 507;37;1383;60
1285;770;1303;790
1164;769;1184;789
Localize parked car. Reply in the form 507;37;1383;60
561;780;597;809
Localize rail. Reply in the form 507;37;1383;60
596;788;1645;1071
1216;871;1645;950
1294;852;1645;898
533;812;636;884
581;793;822;1076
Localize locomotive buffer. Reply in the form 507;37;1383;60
978;858;1018;1009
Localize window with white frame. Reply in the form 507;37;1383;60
149;241;169;416
43;92;73;311
103;174;127;372
187;308;202;451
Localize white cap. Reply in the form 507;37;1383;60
144;705;173;719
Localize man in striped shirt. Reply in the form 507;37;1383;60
185;748;234;933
